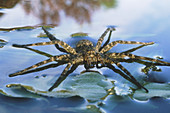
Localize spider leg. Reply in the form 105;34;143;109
95;26;116;52
9;54;70;77
121;53;170;65
13;46;53;58
13;40;77;55
17;62;67;75
100;40;154;53
99;30;113;51
42;27;68;53
114;62;148;92
106;63;148;93
122;45;146;53
48;64;79;91
106;52;170;65
48;55;84;91
117;58;170;66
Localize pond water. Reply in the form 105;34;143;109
0;0;170;113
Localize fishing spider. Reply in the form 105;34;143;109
9;26;170;92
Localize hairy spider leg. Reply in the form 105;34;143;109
100;40;154;53
13;46;54;58
48;64;79;91
17;62;67;75
106;63;148;93
114;62;148;92
48;56;84;91
122;45;146;53
95;27;116;52
107;53;170;65
114;58;169;66
102;55;149;92
119;53;170;65
99;29;113;51
13;40;77;55
42;27;68;53
9;54;70;77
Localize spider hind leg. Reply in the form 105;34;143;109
106;63;148;93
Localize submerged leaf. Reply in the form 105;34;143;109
133;83;170;101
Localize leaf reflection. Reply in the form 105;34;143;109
0;0;20;9
19;0;117;24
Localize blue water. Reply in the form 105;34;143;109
0;0;170;113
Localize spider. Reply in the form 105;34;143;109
9;26;170;92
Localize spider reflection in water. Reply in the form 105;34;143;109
9;26;170;92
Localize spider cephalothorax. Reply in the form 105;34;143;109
9;26;170;92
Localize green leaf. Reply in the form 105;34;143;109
133;83;170;101
1;72;170;102
0;39;7;48
0;25;56;32
1;72;113;101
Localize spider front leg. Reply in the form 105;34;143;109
100;40;154;53
95;26;116;52
42;27;68;53
13;46;53;58
48;64;78;91
13;39;77;55
48;56;83;91
18;62;66;75
99;28;114;51
9;54;70;77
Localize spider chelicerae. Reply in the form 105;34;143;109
9;26;170;92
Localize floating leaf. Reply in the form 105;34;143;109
133;83;170;101
0;39;8;48
1;72;170;102
71;32;88;37
0;39;7;42
0;24;56;32
1;72;113;101
0;85;42;99
37;33;48;38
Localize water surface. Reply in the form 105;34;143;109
0;0;170;113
